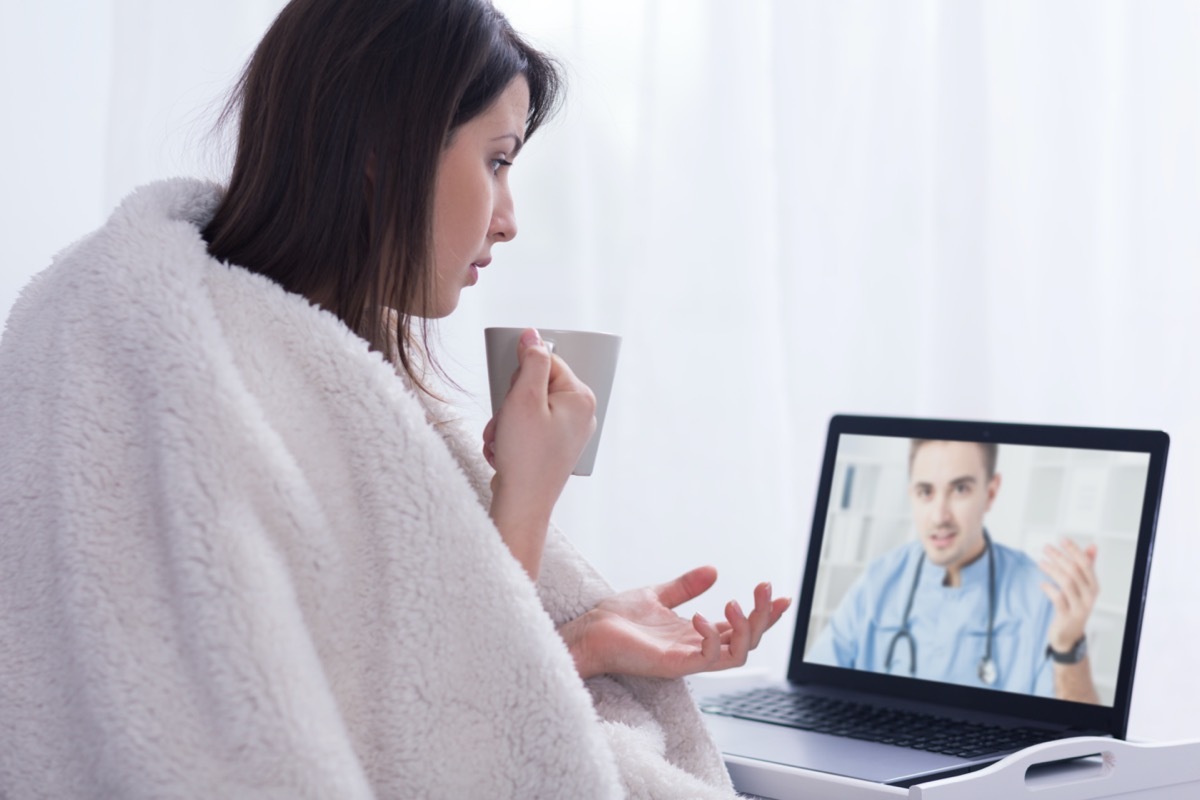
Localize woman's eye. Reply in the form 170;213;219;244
490;157;514;174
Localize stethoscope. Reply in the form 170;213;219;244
884;530;998;686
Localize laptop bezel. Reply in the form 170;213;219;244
786;414;1169;737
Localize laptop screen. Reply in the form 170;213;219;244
789;416;1168;735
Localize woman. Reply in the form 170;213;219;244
0;1;787;796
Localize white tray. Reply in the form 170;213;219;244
726;736;1200;800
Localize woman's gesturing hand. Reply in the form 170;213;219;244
558;566;792;680
485;328;596;579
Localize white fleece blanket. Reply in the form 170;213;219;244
0;179;734;799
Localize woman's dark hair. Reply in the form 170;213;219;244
203;0;562;390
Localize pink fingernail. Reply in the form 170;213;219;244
519;328;542;348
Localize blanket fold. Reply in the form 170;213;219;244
0;179;734;799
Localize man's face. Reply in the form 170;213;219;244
909;441;1000;574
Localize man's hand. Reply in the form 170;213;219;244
558;566;791;680
1040;538;1099;653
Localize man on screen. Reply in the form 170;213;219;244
808;439;1100;703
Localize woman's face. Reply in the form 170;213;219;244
429;76;530;318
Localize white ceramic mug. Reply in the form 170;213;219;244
484;327;621;476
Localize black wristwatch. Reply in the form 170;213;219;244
1046;635;1088;665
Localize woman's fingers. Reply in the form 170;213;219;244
769;596;792;625
481;417;497;468
720;584;793;667
706;584;793;665
693;613;722;663
656;565;718;609
715;598;788;643
725;600;750;666
746;582;774;650
507;328;553;404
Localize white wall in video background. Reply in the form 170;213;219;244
809;435;1149;706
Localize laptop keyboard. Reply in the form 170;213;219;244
700;687;1063;758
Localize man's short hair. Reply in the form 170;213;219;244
909;439;999;479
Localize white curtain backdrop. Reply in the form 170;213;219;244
3;0;1198;742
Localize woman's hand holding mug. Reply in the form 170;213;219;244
485;328;596;578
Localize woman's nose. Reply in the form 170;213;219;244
490;191;518;243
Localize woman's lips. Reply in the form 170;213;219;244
468;259;490;286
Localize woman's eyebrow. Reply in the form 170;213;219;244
491;133;525;155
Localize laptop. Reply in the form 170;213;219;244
697;414;1168;788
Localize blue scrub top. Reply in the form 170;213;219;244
808;538;1055;697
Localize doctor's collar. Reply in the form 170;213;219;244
921;531;993;588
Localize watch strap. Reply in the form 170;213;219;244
1046;635;1088;664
